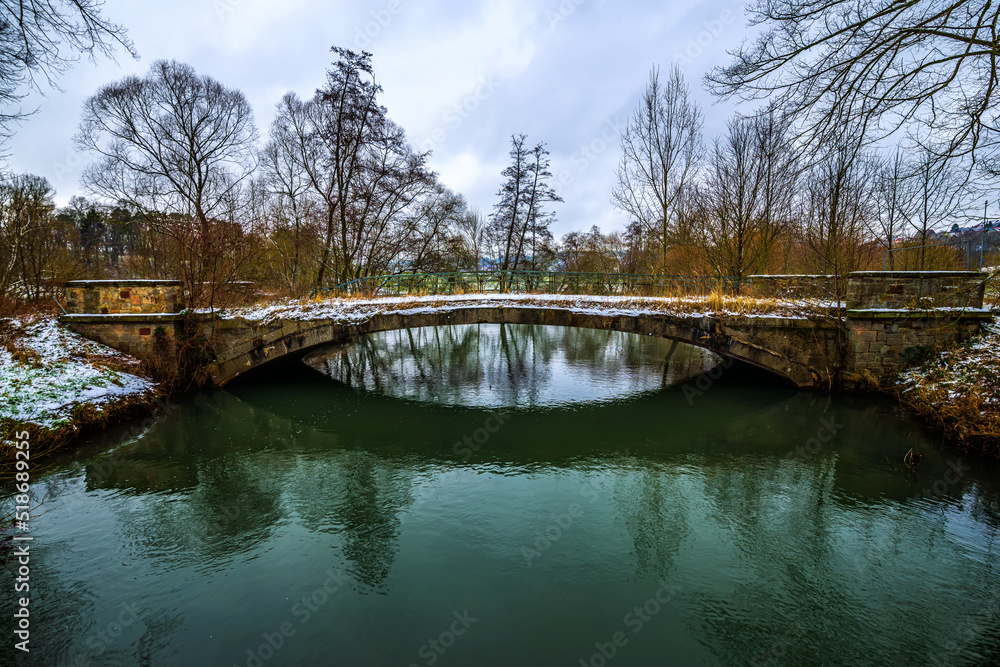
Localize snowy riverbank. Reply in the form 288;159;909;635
895;318;1000;456
0;318;160;457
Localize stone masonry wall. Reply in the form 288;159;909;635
846;313;987;382
63;280;183;315
62;317;180;358
845;271;989;383
847;271;985;309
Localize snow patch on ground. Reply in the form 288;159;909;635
897;321;999;392
895;318;1000;436
212;293;833;325
1;319;157;430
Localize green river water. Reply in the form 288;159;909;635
5;324;1000;666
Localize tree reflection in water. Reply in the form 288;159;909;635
304;323;726;407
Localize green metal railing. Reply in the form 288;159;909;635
315;271;748;298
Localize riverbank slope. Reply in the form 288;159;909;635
894;318;1000;457
1;317;161;470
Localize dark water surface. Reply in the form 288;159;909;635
9;324;1000;666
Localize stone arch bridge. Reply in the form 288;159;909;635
58;272;992;390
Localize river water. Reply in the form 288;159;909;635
8;324;1000;666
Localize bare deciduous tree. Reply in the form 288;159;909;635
557;226;623;273
906;147;972;269
802;142;880;277
872;149;916;269
261;105;323;293
0;0;134;145
613;64;703;273
76;60;259;306
268;49;437;286
454;207;487;271
401;188;469;272
697;112;799;280
0;173;67;301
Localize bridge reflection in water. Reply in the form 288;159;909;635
302;324;728;408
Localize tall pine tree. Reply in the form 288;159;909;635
488;135;562;275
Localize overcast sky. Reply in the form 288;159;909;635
6;0;754;239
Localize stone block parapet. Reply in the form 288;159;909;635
62;280;183;315
844;309;990;383
846;271;985;310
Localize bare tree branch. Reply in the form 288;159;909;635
707;0;1000;174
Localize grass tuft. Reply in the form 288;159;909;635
895;321;1000;456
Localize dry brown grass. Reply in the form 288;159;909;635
896;382;1000;456
0;392;159;474
894;325;1000;457
0;296;59;320
985;270;1000;309
318;292;831;318
843;368;883;390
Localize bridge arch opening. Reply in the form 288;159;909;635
229;319;798;397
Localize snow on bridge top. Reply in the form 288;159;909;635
212;293;837;326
